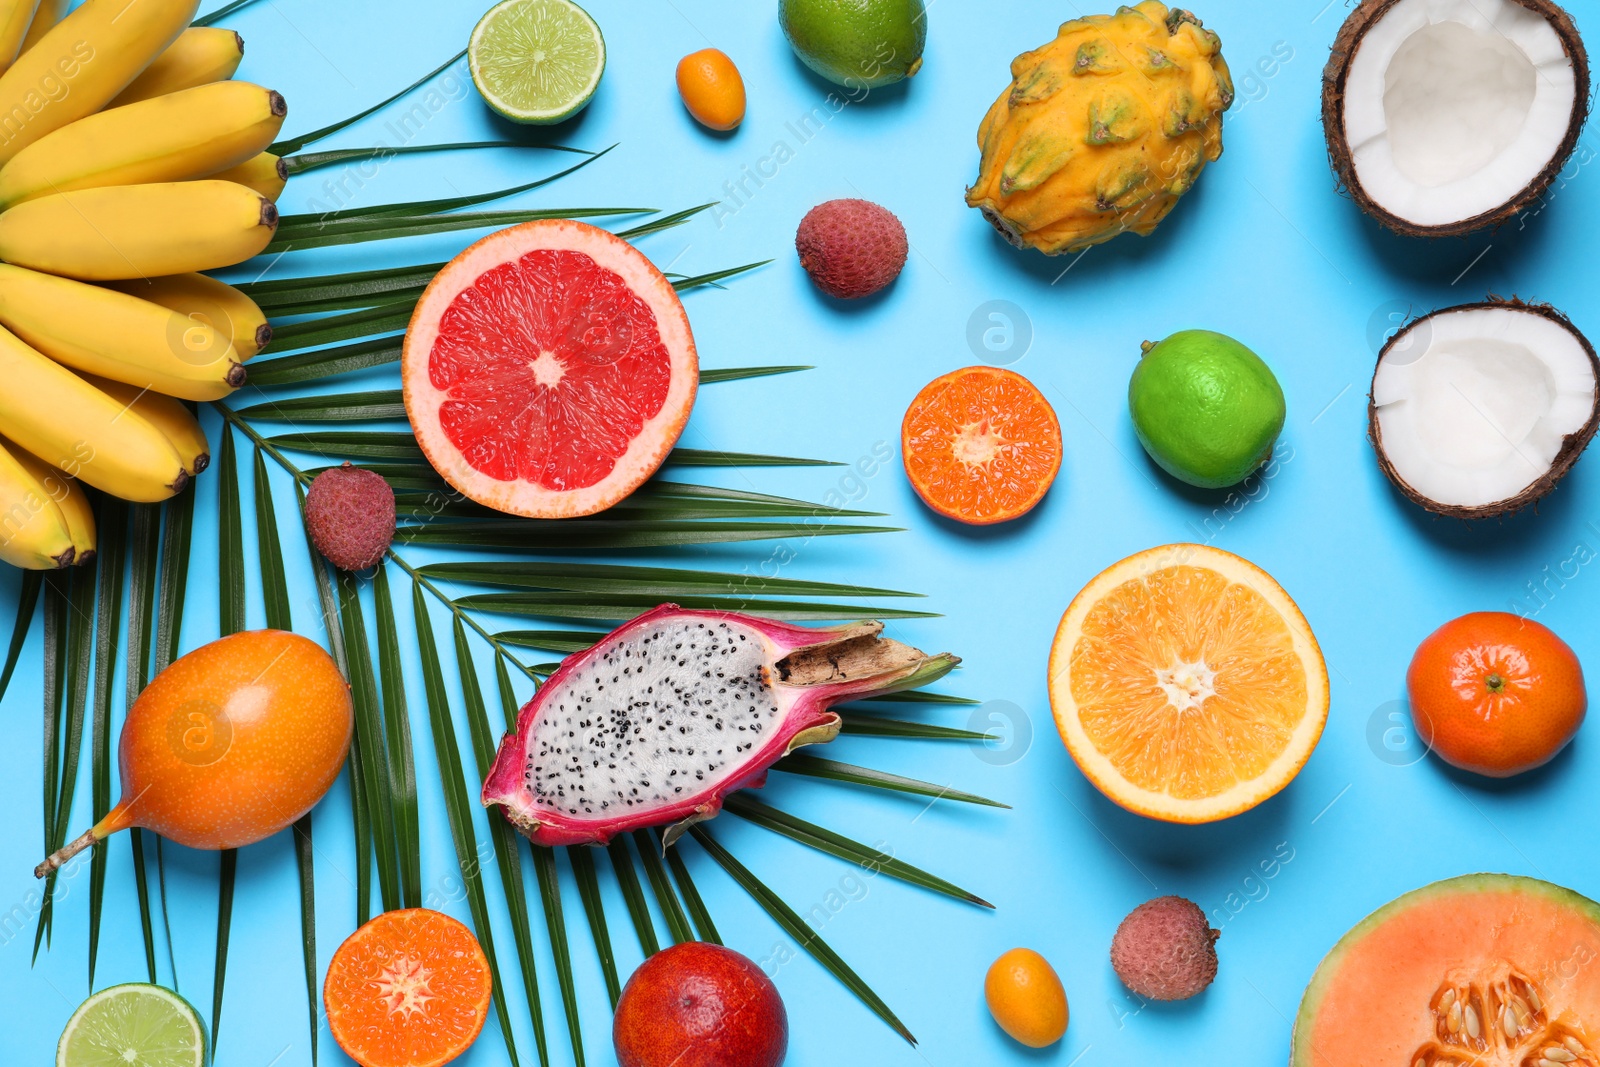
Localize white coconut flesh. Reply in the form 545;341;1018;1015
1373;306;1596;508
1342;0;1578;227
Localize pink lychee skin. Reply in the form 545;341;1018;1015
1110;895;1220;1001
481;604;951;847
796;198;908;299
304;462;396;571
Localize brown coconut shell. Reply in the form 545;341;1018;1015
1368;297;1600;519
1323;0;1591;237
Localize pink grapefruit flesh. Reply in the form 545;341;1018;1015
403;220;698;518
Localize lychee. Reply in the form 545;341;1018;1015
304;461;395;571
796;198;907;299
1110;895;1220;1001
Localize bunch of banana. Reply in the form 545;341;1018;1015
0;0;293;550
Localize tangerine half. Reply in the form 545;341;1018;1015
324;908;493;1067
901;365;1062;524
1407;611;1586;778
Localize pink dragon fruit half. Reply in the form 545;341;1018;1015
481;604;958;847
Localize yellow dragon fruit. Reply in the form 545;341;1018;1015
966;3;1233;256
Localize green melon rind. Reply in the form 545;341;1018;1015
1290;873;1600;1067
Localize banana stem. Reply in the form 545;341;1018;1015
35;826;102;878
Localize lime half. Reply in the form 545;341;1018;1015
470;0;605;124
57;983;205;1067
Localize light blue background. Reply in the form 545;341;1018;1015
5;0;1600;1064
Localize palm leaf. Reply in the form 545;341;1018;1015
268;301;416;352
245;337;403;388
0;570;41;703
396;520;894;552
530;846;585;1067
491;630;599;656
456;621;549;1067
690;827;915;1044
193;0;263;27
266;206;649;254
667;449;840;467
698;365;809;384
35;574;65;956
859;690;980;706
252;450;317;1066
836;714;992;742
773;754;1007;808
662;843;721;945
723;794;991;908
632;831;692;945
87;498;127;988
666;261;771;293
566;845;621;1008
284;140;590;178
270;47;469;156
419;561;917;600
212;428;245;1042
412;581;522;1067
287;149;611;226
373;568;421;909
608;837;660;957
125;506;160;983
152;488;195;989
36;565;94;959
615;203;715;240
455;592;929;625
338;570;400;913
212;849;238;1054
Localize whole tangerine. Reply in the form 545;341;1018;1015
985;947;1068;1048
676;48;745;131
1407;611;1586;778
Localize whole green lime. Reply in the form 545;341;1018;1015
779;0;926;89
1128;330;1285;489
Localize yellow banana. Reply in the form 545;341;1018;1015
79;373;210;475
0;179;277;281
9;439;94;562
0;80;288;209
0;0;200;166
0;434;76;568
108;26;243;108
0;0;40;72
107;272;271;360
211;151;287;200
0;264;244;401
0;325;188;503
17;0;64;56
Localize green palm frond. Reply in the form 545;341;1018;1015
662;845;721;945
87;497;127;988
374;569;421;909
270;47;469;156
837;713;993;741
773;754;1009;808
36;567;93;960
608;837;660;957
193;0;264;27
566;845;621;1008
413;580;523;1067
125;506;160;985
634;831;693;944
0;571;40;703
531;845;586;1067
284;141;592;179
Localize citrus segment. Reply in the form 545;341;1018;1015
469;0;605;125
324;909;493;1067
403;219;697;518
57;983;205;1067
901;366;1062;524
1049;544;1327;823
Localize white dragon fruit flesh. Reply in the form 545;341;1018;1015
481;604;958;847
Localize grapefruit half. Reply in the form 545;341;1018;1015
403;219;697;518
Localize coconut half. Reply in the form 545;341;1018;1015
1370;299;1600;518
1324;0;1590;235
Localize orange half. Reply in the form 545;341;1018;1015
1048;544;1328;823
901;365;1062;524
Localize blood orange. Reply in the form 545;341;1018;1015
403;219;697;518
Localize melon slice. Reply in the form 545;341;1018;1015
402;219;697;518
1293;874;1600;1067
